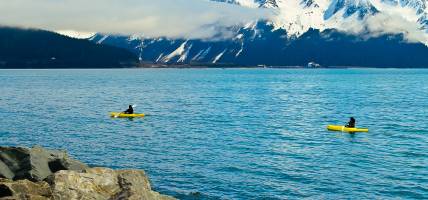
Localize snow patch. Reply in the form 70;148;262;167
156;53;164;63
213;49;227;63
235;33;244;39
244;21;257;30
56;30;95;39
178;44;193;62
191;50;205;61
192;47;212;61
162;41;190;62
97;35;109;44
236;42;244;57
235;0;259;8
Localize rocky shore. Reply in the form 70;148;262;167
0;146;175;200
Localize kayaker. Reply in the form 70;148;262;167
346;117;356;128
124;105;134;114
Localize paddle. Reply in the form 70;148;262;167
114;104;137;118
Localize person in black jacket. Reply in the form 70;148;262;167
124;105;134;114
346;117;356;128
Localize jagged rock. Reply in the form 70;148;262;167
48;168;120;199
114;170;173;200
0;161;13;180
0;178;51;200
0;146;175;200
0;146;88;182
48;168;175;200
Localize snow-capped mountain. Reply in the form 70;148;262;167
88;0;428;67
90;21;428;67
219;0;428;37
324;0;379;20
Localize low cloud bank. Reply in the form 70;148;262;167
0;0;427;44
328;1;428;45
0;0;272;39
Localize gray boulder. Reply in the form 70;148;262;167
0;161;13;180
0;146;88;181
47;168;175;200
0;178;51;200
0;146;176;200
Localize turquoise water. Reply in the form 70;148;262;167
0;69;427;199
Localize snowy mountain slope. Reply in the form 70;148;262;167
214;0;428;39
90;21;428;67
324;0;379;20
211;0;259;7
85;0;428;67
376;0;428;32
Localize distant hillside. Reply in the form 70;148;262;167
87;0;428;68
0;27;138;68
92;23;428;68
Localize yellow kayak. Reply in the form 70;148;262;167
327;125;369;133
110;112;145;118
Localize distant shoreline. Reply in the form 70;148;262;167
1;66;427;69
1;62;428;69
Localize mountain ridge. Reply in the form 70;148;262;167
85;0;426;68
219;0;428;39
90;22;428;68
0;27;138;68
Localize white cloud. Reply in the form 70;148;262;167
235;0;259;8
0;0;273;39
365;13;428;44
271;0;428;45
56;30;95;39
0;0;427;45
326;7;428;45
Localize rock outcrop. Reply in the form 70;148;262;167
0;178;51;199
0;146;175;200
0;146;88;181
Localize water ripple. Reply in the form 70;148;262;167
0;68;427;199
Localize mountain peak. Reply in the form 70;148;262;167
324;0;379;20
259;0;279;8
213;0;427;40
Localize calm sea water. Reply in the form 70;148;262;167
0;68;427;199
